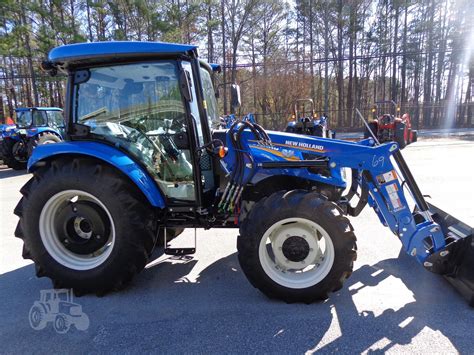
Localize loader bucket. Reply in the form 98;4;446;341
424;202;474;306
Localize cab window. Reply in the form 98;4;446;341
33;111;47;126
16;111;32;128
47;111;64;128
74;61;196;201
200;68;219;130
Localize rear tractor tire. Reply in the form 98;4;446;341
28;304;47;330
1;138;27;170
237;190;357;303
14;157;157;295
27;132;62;156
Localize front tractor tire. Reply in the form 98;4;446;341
394;121;407;149
364;122;378;140
27;132;62;156
238;190;357;303
14;157;157;295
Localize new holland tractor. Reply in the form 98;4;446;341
14;42;473;305
0;107;64;170
285;99;334;138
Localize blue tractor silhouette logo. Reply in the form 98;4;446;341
29;289;89;334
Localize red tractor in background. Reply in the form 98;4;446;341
364;100;417;149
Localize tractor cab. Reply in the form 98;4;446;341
15;107;64;129
41;42;223;208
40;289;71;304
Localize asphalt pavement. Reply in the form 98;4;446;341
0;136;473;353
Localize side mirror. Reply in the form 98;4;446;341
230;84;241;108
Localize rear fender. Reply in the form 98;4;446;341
28;141;166;208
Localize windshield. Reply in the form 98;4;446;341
74;60;196;201
16;111;32;128
47;111;64;127
200;67;219;130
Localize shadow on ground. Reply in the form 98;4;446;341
0;165;28;179
0;247;472;353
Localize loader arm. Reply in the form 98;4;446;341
263;135;449;264
233;129;473;304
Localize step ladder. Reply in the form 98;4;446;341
164;227;196;256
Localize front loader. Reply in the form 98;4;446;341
14;41;473;305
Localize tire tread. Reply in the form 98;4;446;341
238;190;357;303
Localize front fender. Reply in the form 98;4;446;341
27;127;64;139
3;131;20;141
28;141;165;208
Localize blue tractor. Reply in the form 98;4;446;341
0;107;64;170
14;42;474;305
0;123;16;160
285;99;335;138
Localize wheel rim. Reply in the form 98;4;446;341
39;189;115;270
258;217;335;289
55;315;68;332
42;139;58;145
56;317;64;329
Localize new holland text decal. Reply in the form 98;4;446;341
284;140;325;152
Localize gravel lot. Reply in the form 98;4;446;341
0;137;473;354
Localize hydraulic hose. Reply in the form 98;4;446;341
219;119;263;213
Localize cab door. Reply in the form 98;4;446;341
74;60;203;204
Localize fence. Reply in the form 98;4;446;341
243;102;474;131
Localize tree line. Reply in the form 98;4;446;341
0;0;473;130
